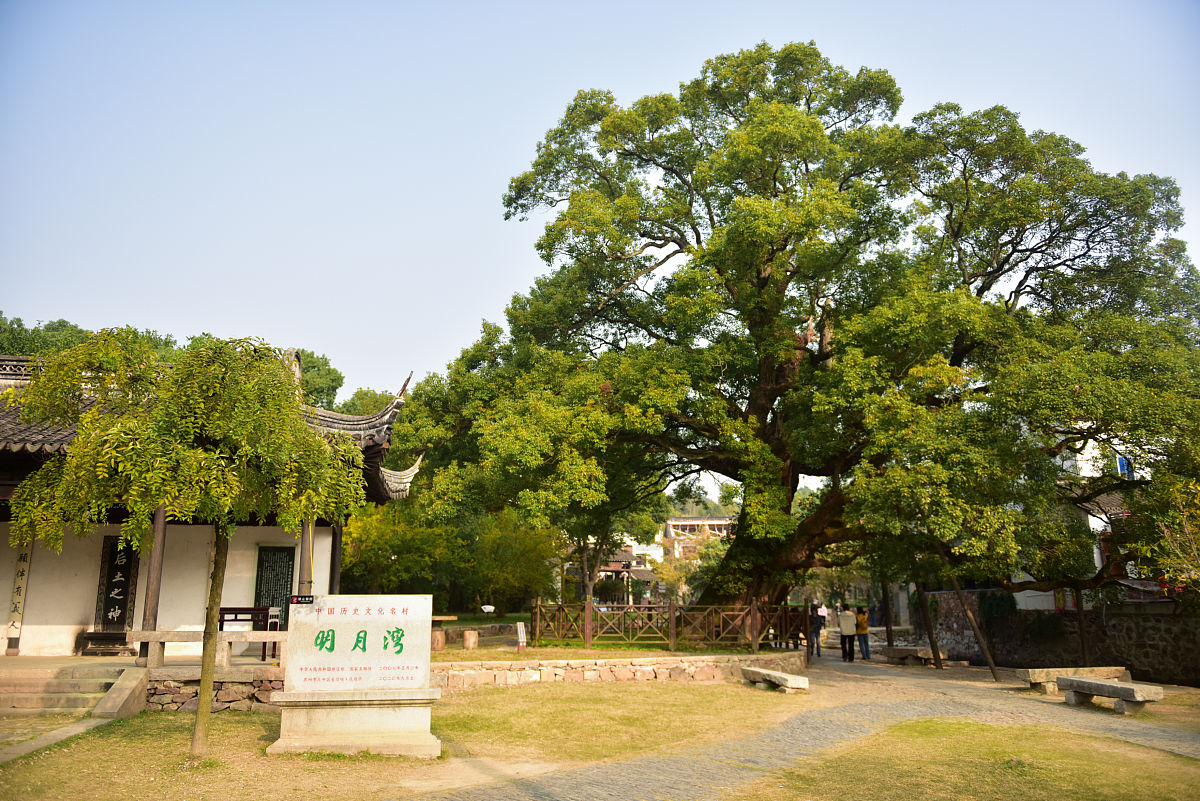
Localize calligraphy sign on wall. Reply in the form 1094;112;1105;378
94;536;139;632
6;540;33;654
284;594;433;692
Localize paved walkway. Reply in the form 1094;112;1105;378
404;658;1200;801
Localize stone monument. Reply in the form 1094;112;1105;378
267;594;441;757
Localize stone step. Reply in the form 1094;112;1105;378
0;692;108;710
0;666;125;681
0;678;115;694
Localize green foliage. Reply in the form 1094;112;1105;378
335;387;394;416
466;509;561;609
488;39;1198;602
296;348;344;410
8;331;366;550
340;501;464;595
0;311;175;357
687;537;732;600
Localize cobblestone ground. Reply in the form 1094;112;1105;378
403;659;1200;801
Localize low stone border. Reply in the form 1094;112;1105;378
143;652;806;712
431;653;806;691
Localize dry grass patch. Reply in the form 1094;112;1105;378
0;714;83;748
1140;686;1200;733
433;680;813;762
732;719;1200;801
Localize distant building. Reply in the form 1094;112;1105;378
661;517;733;560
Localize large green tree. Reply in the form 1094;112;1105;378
7;331;366;755
489;41;1198;602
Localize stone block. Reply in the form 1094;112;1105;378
228;700;253;712
633;667;655;681
669;665;689;681
612;666;634;681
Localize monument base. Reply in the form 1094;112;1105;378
266;688;442;758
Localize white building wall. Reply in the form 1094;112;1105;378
2;522;334;656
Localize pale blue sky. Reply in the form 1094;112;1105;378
2;0;1197;398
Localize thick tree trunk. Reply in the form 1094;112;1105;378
915;581;944;670
698;488;850;605
191;523;231;758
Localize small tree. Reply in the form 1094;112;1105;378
7;331;365;756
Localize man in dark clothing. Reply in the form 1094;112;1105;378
807;601;823;658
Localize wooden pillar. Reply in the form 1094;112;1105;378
880;582;895;647
1073;586;1091;666
298;520;313;596
668;599;677;651
583;597;593;649
137;505;168;665
328;520;343;595
749;597;760;654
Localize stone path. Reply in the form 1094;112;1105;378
403;658;1200;801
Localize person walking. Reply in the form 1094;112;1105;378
837;604;857;662
807;601;823;658
856;606;871;660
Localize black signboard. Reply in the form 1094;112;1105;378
94;536;139;632
254;546;295;629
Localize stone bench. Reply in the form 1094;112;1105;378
1057;676;1163;715
1013;666;1129;694
127;630;288;669
741;666;809;693
879;646;946;666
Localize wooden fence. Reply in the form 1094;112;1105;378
532;600;811;652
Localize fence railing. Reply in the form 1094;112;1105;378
532;600;811;652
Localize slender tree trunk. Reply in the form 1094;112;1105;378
945;571;1000;682
1073;586;1091;666
880;581;895;647
191;522;231;758
915;581;944;670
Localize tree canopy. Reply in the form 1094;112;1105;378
9;331;366;551
6;330;368;755
394;40;1199;603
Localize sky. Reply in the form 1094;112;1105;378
2;0;1198;400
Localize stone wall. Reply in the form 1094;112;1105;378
928;590;1200;687
145;664;283;713
142;652;807;712
430;653;807;692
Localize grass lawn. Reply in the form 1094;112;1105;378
1139;686;1200;733
0;682;813;801
732;719;1200;801
2;682;1196;801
